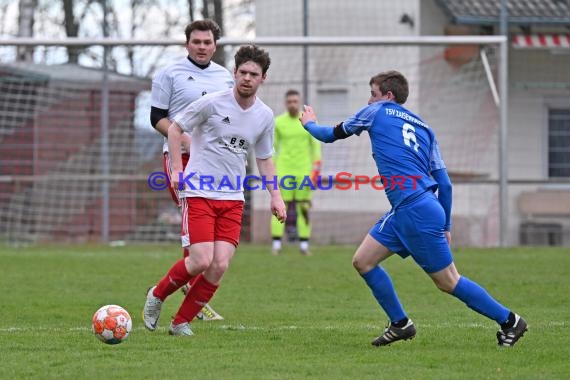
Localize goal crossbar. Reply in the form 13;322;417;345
0;35;506;47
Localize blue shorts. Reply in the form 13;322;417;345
369;190;453;274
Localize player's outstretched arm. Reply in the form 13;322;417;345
167;122;185;190
300;105;354;143
432;168;452;234
256;157;287;223
299;105;338;143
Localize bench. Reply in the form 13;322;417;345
518;191;570;217
517;190;570;245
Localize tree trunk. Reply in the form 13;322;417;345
128;0;137;75
62;0;80;64
213;0;223;33
202;0;210;19
17;0;37;62
211;0;225;65
188;0;194;22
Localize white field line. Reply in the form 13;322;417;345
0;321;565;333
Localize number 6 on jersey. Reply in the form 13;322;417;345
402;122;419;152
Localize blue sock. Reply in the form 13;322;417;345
361;266;407;323
452;276;510;324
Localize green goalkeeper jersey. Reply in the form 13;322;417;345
274;112;321;177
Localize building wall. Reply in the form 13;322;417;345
254;0;570;246
256;0;420;114
255;0;422;245
0;69;147;244
509;49;570;180
507;49;570;244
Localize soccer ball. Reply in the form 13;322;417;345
92;305;132;345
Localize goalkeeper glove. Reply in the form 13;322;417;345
310;160;322;187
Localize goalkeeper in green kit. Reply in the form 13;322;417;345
271;89;321;255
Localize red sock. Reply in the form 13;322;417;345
153;258;192;301
181;275;199;292
173;274;218;325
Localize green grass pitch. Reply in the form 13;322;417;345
1;244;569;379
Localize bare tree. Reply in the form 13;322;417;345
212;0;225;65
202;0;210;18
20;0;252;74
200;0;225;65
61;0;105;64
17;0;37;61
121;0;153;75
126;0;139;74
122;0;188;77
196;0;255;65
62;0;81;63
187;0;194;22
213;0;223;27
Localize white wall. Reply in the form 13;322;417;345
254;0;570;246
506;49;570;244
255;0;423;215
256;0;421;113
508;49;570;180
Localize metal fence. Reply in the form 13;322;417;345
7;36;561;248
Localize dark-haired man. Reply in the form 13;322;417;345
271;89;321;255
150;19;233;321
144;45;287;336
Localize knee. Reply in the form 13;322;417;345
429;263;460;294
435;280;455;294
207;257;231;279
433;276;459;294
185;255;211;274
213;259;230;275
352;254;374;274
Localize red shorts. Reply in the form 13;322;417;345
184;197;244;247
164;152;190;247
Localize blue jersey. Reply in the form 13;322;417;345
341;101;445;208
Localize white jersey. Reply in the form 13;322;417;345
151;57;234;152
173;89;275;201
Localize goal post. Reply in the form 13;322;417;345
0;36;508;247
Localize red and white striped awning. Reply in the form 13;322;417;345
512;34;570;49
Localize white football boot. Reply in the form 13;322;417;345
142;286;163;331
169;321;194;336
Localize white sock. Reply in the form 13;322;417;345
272;239;282;251
299;240;309;252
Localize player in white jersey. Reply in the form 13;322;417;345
143;45;287;336
150;19;232;321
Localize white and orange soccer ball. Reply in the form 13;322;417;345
92;305;132;344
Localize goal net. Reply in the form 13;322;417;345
0;38;502;247
251;41;502;247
